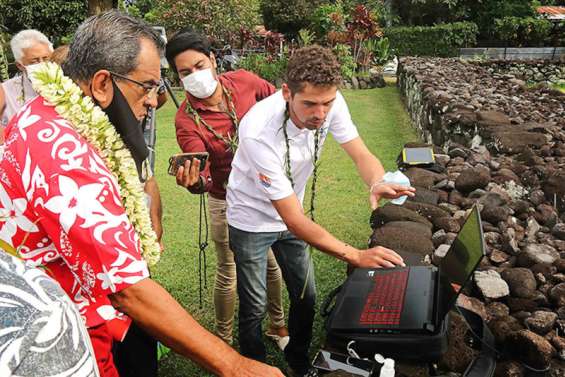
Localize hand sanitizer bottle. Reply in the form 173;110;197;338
374;354;395;377
379;358;395;377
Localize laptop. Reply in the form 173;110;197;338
330;204;485;335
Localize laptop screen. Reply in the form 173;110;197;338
437;205;485;320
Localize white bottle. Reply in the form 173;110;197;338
379;358;395;377
374;354;395;377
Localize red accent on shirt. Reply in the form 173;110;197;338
174;69;275;199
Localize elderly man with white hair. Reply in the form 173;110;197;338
0;29;53;130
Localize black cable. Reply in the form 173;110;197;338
456;306;551;375
197;192;209;309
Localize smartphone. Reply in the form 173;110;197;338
167;152;209;176
402;147;435;166
312;350;376;376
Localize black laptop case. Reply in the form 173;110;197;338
321;274;449;362
321;207;485;362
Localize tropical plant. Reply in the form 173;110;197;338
346;5;383;71
237;53;288;84
298;29;316;47
366;37;391;65
310;1;346;41
332;43;357;81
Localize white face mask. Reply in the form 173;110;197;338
181;68;218;99
24;63;42;80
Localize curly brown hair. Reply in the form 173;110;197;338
285;45;342;94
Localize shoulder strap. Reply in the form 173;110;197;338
320;284;343;318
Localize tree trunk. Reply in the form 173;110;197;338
88;0;119;16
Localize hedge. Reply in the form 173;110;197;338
493;17;553;47
385;22;478;57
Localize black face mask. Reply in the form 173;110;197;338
98;79;150;182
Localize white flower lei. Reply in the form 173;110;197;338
29;62;161;267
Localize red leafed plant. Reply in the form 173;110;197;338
346;5;383;71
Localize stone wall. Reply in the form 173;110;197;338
371;57;565;376
479;60;565;85
397;57;564;163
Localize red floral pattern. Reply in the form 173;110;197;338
0;97;149;340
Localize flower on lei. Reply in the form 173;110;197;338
29;62;161;267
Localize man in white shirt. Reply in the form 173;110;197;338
226;45;415;377
0;29;53;133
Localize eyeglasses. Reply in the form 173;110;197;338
109;71;160;100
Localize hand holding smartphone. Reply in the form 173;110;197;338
167;152;209;176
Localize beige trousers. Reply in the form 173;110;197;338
208;196;285;344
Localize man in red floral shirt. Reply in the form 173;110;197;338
0;11;282;377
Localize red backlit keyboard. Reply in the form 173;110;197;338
359;269;409;326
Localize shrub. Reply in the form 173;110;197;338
493;17;553;47
346;4;383;70
385;22;478;57
0;0;86;45
333;43;356;81
466;0;535;39
310;1;346;41
298;29;316;47
260;0;326;39
155;0;260;46
237;53;288;84
366;37;391;65
0;34;8;81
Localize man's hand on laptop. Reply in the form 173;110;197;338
353;246;406;268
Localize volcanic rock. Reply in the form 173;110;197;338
505;330;553;370
474;270;510;300
517;243;560;267
455;167;491;193
370;204;432;229
524;310;558;335
501;268;537;298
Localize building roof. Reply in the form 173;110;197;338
537;6;565;20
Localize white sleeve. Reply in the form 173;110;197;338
240;137;295;201
328;91;359;144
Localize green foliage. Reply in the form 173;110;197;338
466;0;536;38
366;37;391;65
385;22;478;57
333;43;357;80
0;34;8;81
391;0;468;26
260;0;326;38
0;0;87;45
311;1;346;40
298;29;316;47
124;0;159;23
154;0;261;46
551;82;565;93
237;53;288;84
493;17;553;47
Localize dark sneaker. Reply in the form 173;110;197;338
287;367;319;377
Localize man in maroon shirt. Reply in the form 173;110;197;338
166;30;289;347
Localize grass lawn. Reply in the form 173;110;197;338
152;86;418;376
